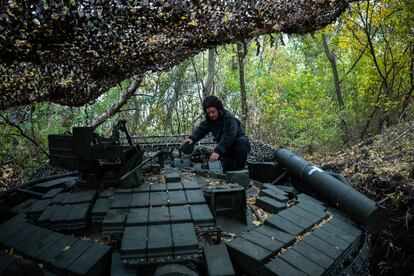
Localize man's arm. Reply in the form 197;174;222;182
189;120;209;143
214;117;238;155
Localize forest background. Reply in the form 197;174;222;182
0;1;413;274
2;1;412;179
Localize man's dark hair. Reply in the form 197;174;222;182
202;95;224;113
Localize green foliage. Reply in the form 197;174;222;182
1;0;413;180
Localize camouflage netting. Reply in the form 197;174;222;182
132;134;277;161
0;0;351;109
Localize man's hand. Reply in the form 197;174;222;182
183;138;193;145
209;152;220;161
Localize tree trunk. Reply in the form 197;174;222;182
401;43;414;117
190;57;206;106
360;82;385;139
203;49;216;98
237;42;248;129
268;34;279;71
322;33;349;140
90;76;143;129
356;2;392;98
132;97;141;134
165;61;190;132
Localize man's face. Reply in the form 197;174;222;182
206;107;219;121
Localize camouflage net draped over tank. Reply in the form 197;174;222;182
0;0;351;109
133;134;277;161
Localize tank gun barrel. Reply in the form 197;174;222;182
275;148;389;233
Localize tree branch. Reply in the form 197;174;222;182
343;43;368;79
191;57;204;104
90;76;143;129
0;114;49;158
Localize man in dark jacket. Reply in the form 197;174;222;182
183;96;251;172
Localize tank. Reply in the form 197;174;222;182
0;122;386;275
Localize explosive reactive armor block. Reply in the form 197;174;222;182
204;244;235;276
256;196;286;213
204;183;247;224
165;172;181;183
226;170;249;188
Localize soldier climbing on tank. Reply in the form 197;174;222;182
183;95;251;172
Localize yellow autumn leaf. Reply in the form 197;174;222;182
187;20;198;27
27;69;36;77
147;37;157;45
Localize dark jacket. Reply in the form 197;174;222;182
189;109;246;155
